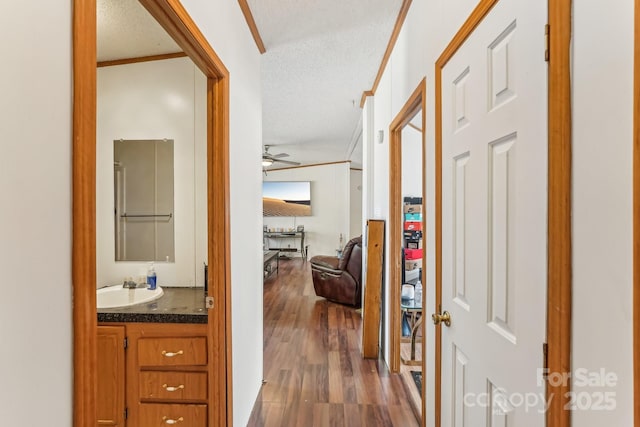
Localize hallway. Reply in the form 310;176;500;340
247;259;419;426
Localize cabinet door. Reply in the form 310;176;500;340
98;326;126;426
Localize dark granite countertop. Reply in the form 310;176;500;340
98;287;207;324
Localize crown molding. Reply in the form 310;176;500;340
97;52;186;67
360;0;413;107
238;0;266;54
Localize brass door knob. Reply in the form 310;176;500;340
432;311;451;327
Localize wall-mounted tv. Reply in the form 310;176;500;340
263;181;311;217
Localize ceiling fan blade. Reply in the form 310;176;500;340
272;153;289;158
273;158;300;166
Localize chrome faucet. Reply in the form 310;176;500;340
123;278;141;289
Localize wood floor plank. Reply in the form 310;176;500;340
363;404;394;426
294;399;314;426
341;371;358;404
247;260;420;427
299;363;316;403
313;403;330;426
328;403;345;426
388;401;421;427
343;404;364;427
328;351;344;403
249;401;285;426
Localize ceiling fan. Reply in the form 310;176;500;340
262;145;300;167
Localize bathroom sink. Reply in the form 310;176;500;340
97;285;164;309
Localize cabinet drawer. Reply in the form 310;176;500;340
138;403;207;427
139;371;207;402
138;337;207;367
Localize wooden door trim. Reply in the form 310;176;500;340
634;0;640;423
72;0;232;425
388;78;426;381
546;1;572;426
139;0;229;78
72;1;98;424
433;1;572;426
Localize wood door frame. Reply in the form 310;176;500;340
72;0;232;426
388;79;427;418
433;0;572;426
634;0;640;423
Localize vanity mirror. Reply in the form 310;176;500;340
114;139;175;262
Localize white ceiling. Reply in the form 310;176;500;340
97;0;403;169
250;0;402;168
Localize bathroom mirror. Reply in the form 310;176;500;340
114;139;175;262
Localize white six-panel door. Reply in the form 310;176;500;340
439;0;547;425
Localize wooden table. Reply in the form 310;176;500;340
400;299;423;366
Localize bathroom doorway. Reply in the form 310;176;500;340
72;0;232;425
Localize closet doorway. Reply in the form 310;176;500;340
389;79;427;420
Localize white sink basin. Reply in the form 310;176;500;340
97;285;164;309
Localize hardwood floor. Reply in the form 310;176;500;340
399;340;423;419
247;259;419;427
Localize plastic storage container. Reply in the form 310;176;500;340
414;269;423;307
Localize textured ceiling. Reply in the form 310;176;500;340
96;0;402;169
251;0;403;168
97;0;181;62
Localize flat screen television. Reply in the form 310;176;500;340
263;181;311;217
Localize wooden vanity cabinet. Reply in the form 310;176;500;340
97;326;126;426
98;322;208;427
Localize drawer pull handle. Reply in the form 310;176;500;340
162;416;184;425
161;350;184;357
162;383;185;392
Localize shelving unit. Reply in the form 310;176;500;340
403;196;423;284
263;230;307;260
401;196;423;366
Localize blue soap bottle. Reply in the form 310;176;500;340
147;262;157;290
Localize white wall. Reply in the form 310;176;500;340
401;125;423;197
264;162;351;258
175;2;264;424
349;169;363;240
572;1;634;425
0;1;72;425
180;1;265;424
367;0;636;425
361;98;375;331
371;67;394;363
97;57;207;288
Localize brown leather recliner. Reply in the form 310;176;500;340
310;236;363;307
